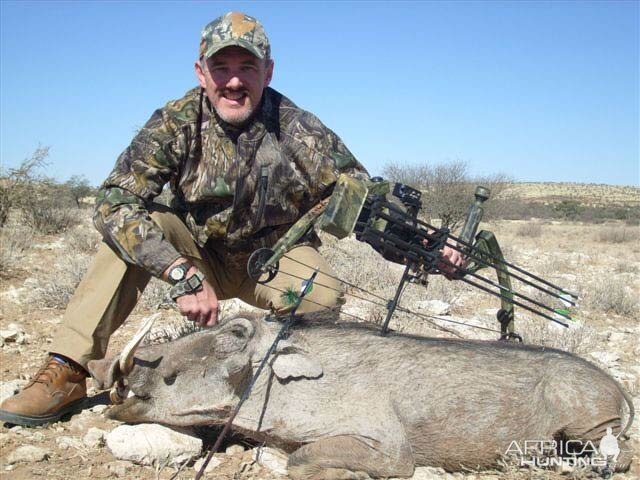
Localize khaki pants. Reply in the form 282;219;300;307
50;208;343;368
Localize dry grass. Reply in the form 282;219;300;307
319;233;400;296
320;232;469;330
29;253;91;308
596;226;638;244
515;222;543;238
517;317;597;354
135;276;172;311
614;262;640;274
0;224;33;273
583;277;639;317
63;224;101;254
22;205;81;235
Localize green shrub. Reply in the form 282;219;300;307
554;200;583;220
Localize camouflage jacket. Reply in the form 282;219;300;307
94;87;368;277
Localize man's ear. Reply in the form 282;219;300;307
270;342;322;381
195;59;207;88
264;59;274;87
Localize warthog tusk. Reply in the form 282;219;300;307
110;379;127;405
119;313;161;375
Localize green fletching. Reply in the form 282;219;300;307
554;308;575;321
281;288;300;307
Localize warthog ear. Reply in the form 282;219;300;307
222;316;255;341
87;356;121;390
270;342;323;381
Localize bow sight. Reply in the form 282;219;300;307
247;175;579;341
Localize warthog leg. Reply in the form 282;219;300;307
287;434;414;479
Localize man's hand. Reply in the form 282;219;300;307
162;258;219;327
438;244;467;280
175;274;220;327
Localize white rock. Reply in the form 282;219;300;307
86;386;98;396
253;447;288;475
225;443;245;455
106;424;202;466
56;436;82;450
193;456;222;473
0;328;20;342
28;432;45;442
83;427;107;448
69;415;90;432
416;300;451;316
106;460;130;477
90;404;108;414
0;379;26;404
7;445;50;464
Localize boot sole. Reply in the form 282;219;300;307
0;397;87;427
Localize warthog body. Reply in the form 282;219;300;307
89;316;633;479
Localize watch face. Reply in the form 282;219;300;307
170;266;186;282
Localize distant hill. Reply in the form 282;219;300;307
496;182;639;208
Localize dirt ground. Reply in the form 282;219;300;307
0;213;638;479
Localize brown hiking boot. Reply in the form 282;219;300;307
0;356;87;427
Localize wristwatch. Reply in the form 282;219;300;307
167;262;191;285
169;271;205;301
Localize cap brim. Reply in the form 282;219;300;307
203;38;265;59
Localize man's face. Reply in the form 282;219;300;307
195;46;273;126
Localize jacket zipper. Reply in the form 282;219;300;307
253;166;269;229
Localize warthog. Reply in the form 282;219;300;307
89;315;634;479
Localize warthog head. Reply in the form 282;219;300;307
88;314;322;426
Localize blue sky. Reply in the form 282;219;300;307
1;0;638;187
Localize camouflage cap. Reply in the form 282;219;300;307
200;12;271;60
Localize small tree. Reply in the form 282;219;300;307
383;159;511;231
65;175;93;208
0;146;50;227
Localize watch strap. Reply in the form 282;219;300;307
168;262;191;285
169;271;205;301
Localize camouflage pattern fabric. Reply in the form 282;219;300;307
200;11;271;60
94;87;368;277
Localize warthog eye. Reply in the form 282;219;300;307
231;327;246;339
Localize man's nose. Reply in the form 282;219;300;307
226;73;243;89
